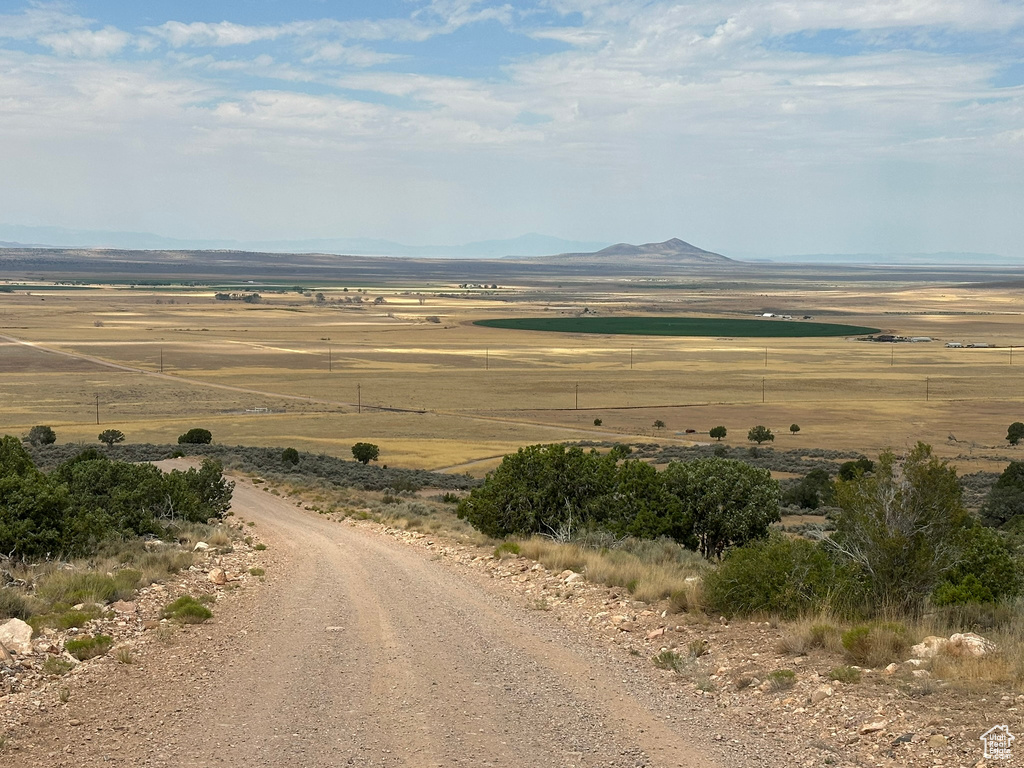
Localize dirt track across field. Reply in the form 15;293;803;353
7;478;781;768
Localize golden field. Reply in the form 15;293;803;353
1;276;1023;475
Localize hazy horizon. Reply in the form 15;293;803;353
1;1;1023;259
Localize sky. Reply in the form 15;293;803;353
1;0;1023;257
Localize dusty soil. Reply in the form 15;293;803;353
3;476;1019;767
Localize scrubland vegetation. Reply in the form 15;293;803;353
454;439;1024;687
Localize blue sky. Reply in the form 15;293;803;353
1;0;1023;256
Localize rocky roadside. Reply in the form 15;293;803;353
351;518;1022;768
0;522;269;744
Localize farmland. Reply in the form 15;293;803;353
474;316;880;337
1;259;1023;477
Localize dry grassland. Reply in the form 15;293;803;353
1;277;1023;473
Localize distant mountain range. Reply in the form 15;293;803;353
515;237;733;265
758;251;1022;266
1;224;1019;266
0;225;610;259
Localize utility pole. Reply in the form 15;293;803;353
630;347;633;370
95;393;100;425
575;382;579;410
357;383;361;414
764;347;768;368
926;377;930;401
762;377;765;403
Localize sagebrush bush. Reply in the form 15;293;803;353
703;534;863;619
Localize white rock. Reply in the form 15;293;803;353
208;568;227;585
912;669;931;678
884;663;899;675
193;541;210;552
948;632;996;657
0;618;33;655
910;636;947;658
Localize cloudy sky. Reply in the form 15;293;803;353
1;0;1023;256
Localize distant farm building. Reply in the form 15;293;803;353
910;337;933;342
945;342;964;348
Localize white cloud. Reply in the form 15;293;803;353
0;1;1023;250
38;26;131;57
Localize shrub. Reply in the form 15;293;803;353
838;458;874;481
65;634;113;660
25;426;56;446
703;534;862;619
687;638;709;658
253;543;267;551
980;461;1024;528
593;418;602;427
652;650;687;672
831;443;968;613
42;657;75;676
829;665;861;683
709;426;727;441
932;525;1021;605
0;589;29;620
162;595;213;624
841;622;909;667
178;428;213;445
1007;422;1024;446
766;669;796;691
281;447;300;465
494;541;521;558
249;568;265;577
747;425;774;444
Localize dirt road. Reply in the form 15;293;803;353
7;479;776;768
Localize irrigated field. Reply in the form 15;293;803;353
1;272;1022;475
474;316;880;336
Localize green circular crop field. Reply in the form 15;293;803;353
473;317;880;337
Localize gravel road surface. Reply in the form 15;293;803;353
8;478;778;767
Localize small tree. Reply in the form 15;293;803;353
748;425;774;444
1008;422;1024;446
351;442;379;465
653;419;666;430
830;442;969;613
593;418;603;427
789;423;800;436
25;425;57;446
281;447;300;465
178;428;212;445
98;429;125;447
709;426;727;442
663;458;781;558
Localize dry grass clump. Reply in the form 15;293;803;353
842;622;911;667
919;606;1024;690
776;617;845;656
516;537;705;604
